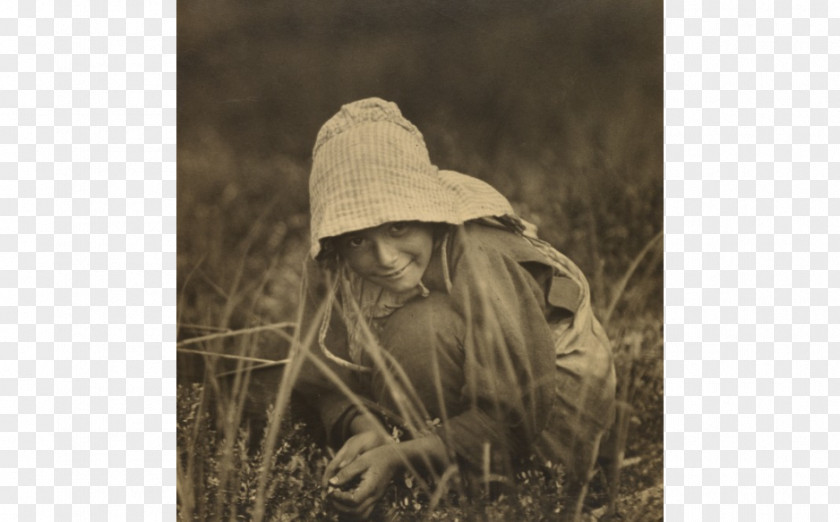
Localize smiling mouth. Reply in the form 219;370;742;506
380;265;409;279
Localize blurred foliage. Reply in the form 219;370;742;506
177;0;662;331
177;0;663;517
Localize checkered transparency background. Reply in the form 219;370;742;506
664;1;840;520
1;0;837;520
2;1;176;521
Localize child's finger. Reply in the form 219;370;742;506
327;476;370;512
323;442;359;485
329;459;366;487
322;436;370;485
334;479;378;516
322;452;347;486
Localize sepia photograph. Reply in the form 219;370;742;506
177;1;662;520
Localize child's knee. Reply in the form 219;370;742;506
372;294;465;415
381;293;456;347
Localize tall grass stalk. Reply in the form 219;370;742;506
207;215;271;522
598;231;663;517
256;243;546;517
604;333;640;518
177;253;206;330
602;229;663;327
177;347;283;365
305;271;446;491
179;229;660;521
176;322;295;347
250;268;323;521
279;328;439;502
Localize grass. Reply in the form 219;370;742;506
177;383;572;521
175;214;663;520
176;384;570;522
177;1;663;519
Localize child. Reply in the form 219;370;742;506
292;98;615;520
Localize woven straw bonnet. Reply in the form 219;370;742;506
308;97;515;259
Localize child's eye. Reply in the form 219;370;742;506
345;237;365;249
389;222;409;235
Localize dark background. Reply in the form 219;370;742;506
177;0;664;510
176;0;662;364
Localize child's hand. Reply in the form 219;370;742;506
322;430;390;487
325;445;400;519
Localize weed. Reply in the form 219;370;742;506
177;2;663;518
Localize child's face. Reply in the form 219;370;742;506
337;221;434;294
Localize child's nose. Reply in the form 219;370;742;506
373;239;399;267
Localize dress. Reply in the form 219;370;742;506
294;220;616;489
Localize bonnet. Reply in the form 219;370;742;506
308;97;517;259
306;98;594;376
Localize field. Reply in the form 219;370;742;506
177;1;663;520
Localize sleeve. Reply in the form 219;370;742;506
291;258;363;448
434;231;557;472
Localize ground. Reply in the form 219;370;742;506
177;1;663;519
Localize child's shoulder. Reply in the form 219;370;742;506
456;220;552;266
456;221;583;314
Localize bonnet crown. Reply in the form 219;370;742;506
308;97;516;259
